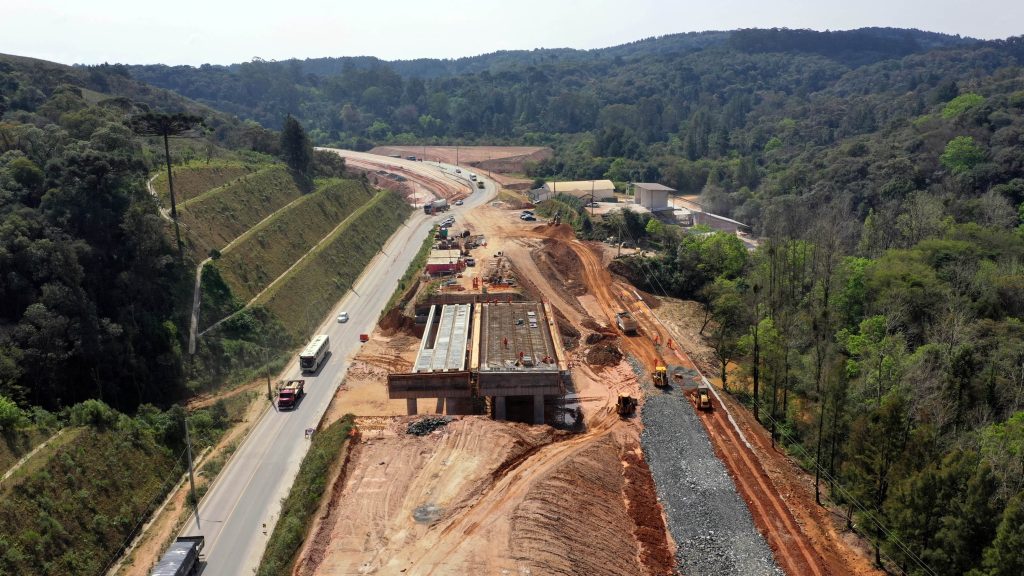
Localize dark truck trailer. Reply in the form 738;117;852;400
150;536;204;576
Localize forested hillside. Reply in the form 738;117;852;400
0;55;278;411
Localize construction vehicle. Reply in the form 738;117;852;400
695;386;713;411
277;380;305;410
653;365;668;388
617;395;637;417
615;311;638;335
423;198;449;214
150;535;204;576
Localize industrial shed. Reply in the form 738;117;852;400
424;249;465;276
633;182;675;212
531;180;615;202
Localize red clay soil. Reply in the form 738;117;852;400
516;222;850;576
369;145;552;174
622;447;676;575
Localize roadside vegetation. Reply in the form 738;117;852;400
260;190;411;339
214;178;376;302
257;414;356;576
385;224;436;313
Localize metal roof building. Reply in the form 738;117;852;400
532;180;615;202
634;182;675;212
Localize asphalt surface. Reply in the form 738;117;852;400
180;153;492;575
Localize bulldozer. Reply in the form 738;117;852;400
695;386;713;411
653;365;668;388
617;395;637;417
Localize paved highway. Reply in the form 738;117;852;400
181;151;494;574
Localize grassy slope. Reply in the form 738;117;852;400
178;165;303;257
0;428;178;576
151;160;259;205
214;178;376;302
0;428;54;475
261;191;411;339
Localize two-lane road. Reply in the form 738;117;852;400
181;150;494;574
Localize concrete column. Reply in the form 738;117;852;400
533;394;544;425
494;396;506;420
435;397;446;414
407;398;418;416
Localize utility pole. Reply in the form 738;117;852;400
184;413;200;529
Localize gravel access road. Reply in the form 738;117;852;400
641;386;783;576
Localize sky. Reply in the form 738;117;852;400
3;0;1022;67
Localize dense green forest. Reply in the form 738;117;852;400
0;55;280;411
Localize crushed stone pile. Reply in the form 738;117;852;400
406;416;452;436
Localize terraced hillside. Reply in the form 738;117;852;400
178;165;304;257
152;160;261;205
260;190;411;339
213;179;375;302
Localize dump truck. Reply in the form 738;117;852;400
615;311;638;335
423;198;449;214
277;379;305;410
150;536;203;576
653;365;669;388
695;386;713;411
617;395;637;417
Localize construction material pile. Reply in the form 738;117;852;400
406;416;452;436
640;389;782;575
585;342;623;366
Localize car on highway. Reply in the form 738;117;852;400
337;312;349;323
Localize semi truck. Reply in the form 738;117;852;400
423;198;449;214
615;311;638;335
150;536;204;576
277;379;305;410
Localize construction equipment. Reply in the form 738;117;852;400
653;365;668;388
695;386;713;411
617;395;637;417
615;311;638;335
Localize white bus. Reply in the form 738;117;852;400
299;334;330;373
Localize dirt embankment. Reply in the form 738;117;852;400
369;145;552;175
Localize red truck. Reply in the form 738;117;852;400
277;380;305;410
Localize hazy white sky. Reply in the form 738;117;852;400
3;0;1021;66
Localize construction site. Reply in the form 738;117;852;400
297;148;882;576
